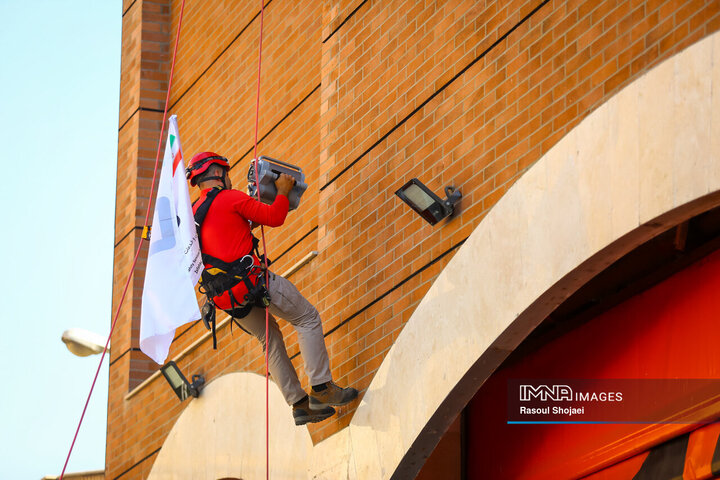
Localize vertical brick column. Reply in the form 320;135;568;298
107;0;170;477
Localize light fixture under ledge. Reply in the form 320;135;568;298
395;178;462;225
62;328;109;357
161;361;205;401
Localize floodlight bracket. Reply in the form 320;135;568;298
188;374;205;397
442;185;462;215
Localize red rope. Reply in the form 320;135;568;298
58;1;187;478
250;2;270;479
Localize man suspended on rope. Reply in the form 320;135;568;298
187;152;358;426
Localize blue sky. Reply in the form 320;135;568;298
0;1;121;477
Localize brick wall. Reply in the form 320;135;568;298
108;0;720;477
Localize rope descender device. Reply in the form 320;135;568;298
141;225;151;240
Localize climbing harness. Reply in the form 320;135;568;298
192;186;272;348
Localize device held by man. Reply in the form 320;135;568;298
247;156;307;210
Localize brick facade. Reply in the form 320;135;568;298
108;1;720;477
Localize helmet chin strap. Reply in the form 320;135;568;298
199;169;230;188
199;175;225;184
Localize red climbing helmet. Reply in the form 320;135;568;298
186;151;230;186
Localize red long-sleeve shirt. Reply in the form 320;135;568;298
193;188;289;310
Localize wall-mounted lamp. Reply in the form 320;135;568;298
160;361;205;401
61;328;109;357
395;178;462;225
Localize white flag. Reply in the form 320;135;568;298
140;115;203;364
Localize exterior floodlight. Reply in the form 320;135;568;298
161;361;205;401
62;328;109;357
395;178;462;225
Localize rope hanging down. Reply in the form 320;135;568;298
58;1;187;478
249;1;271;479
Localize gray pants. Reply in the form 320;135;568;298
229;272;332;405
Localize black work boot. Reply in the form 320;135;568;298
293;396;335;425
309;381;359;409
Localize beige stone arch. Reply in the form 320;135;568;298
148;372;312;479
313;30;720;479
147;32;720;480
